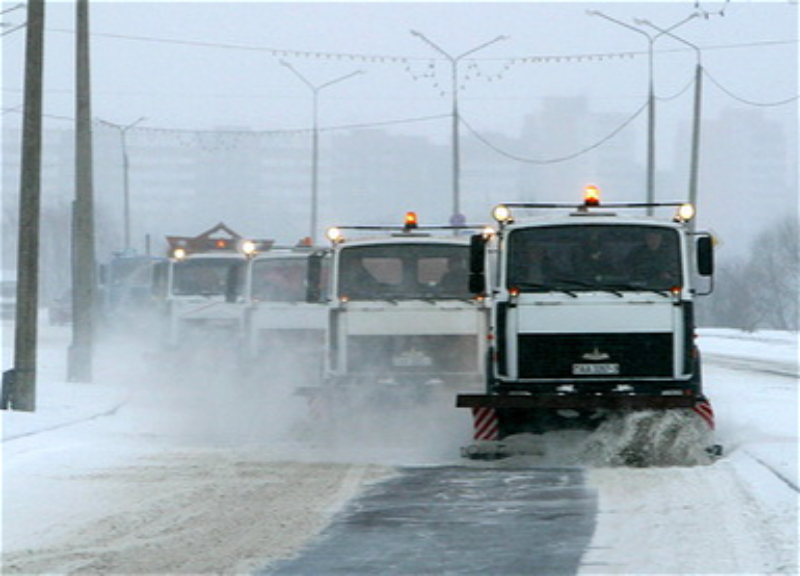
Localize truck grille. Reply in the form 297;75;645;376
347;335;478;374
517;333;673;379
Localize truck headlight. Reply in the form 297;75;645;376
492;204;513;224
676;203;695;222
326;227;344;244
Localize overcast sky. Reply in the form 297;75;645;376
2;0;797;258
2;0;797;141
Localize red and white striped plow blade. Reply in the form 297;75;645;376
692;398;715;430
472;407;499;441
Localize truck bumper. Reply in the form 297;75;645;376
456;393;697;410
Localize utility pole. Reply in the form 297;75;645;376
68;0;96;382
4;0;45;412
410;31;508;223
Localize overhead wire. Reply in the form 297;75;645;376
656;74;696;102
702;68;799;107
46;27;416;63
459;100;649;165
1;22;25;36
3;107;451;137
1;3;25;15
45;26;798;65
5;24;796;158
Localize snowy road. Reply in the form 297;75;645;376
1;323;797;574
267;466;595;575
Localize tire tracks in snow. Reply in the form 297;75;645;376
743;449;799;493
704;352;799;380
2;399;129;443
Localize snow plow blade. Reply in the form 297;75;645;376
457;394;720;465
457;393;697;410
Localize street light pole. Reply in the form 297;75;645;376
281;61;362;244
97;117;145;251
410;31;508;222
637;19;703;229
587;11;697;215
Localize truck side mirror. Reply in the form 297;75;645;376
306;252;323;303
98;264;107;286
697;236;714;277
469;234;486;294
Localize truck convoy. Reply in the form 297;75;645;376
458;187;718;463
140;194;718;465
307;213;489;412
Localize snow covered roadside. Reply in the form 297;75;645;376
1;320;394;574
581;329;799;575
582;457;796;574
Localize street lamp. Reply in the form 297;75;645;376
281;61;362;244
587;10;697;214
410;30;509;223
96;116;146;251
636;19;703;227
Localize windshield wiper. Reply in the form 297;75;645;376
549;278;623;297
603;283;672;298
513;282;578;298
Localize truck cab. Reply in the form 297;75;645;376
319;214;489;406
150;223;271;361
242;246;330;383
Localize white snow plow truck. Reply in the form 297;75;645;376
458;187;719;464
151;223;272;365
309;213;489;412
243;244;330;384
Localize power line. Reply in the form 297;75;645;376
45;26;797;65
703;68;799;106
2;22;26;37
656;74;696;102
47;27;416;63
317;113;450;133
459;100;648;165
4;107;451;137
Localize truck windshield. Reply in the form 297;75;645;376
507;225;681;292
173;258;241;296
251;258;308;302
339;243;470;300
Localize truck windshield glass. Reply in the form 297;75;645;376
251;258;309;302
339;243;470;300
507;225;681;292
173;259;241;296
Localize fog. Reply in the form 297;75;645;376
2;1;797;293
94;321;473;465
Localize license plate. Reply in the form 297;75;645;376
572;363;619;375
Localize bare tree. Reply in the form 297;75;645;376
746;216;799;330
700;216;799;331
699;257;760;330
